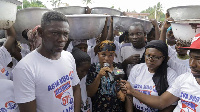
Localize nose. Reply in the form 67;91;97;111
189;58;196;68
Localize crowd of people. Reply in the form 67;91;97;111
0;6;200;112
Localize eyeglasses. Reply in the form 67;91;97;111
145;54;164;61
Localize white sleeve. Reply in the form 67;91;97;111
13;67;36;103
167;74;184;98
167;67;178;87
127;64;141;88
167;58;191;76
70;53;80;86
0;46;12;67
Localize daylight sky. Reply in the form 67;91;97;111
39;0;200;13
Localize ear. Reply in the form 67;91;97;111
37;27;43;38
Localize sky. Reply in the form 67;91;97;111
39;0;200;13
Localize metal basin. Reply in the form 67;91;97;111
168;5;200;21
65;14;109;40
113;16;153;33
91;7;122;16
171;23;200;43
0;0;21;29
53;6;86;15
13;7;52;43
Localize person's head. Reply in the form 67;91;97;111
166;27;176;46
71;47;91;80
175;39;190;56
97;40;116;68
145;40;169;96
72;39;88;52
147;27;155;42
180;33;200;76
119;31;129;43
37;11;70;55
128;23;146;49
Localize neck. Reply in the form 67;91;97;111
195;77;200;85
133;43;146;49
37;46;61;60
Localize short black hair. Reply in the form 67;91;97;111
71;47;91;67
41;11;69;28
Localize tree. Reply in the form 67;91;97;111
140;2;165;22
83;0;92;5
48;0;61;8
17;0;46;9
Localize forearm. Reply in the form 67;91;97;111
18;99;36;112
159;27;167;42
86;75;101;97
125;95;133;112
154;25;160;40
73;84;81;112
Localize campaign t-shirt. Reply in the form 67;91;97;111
167;72;200;112
13;50;80;112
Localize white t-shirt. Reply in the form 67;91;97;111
13;50;80;112
20;43;30;58
171;53;190;68
0;79;19;112
167;72;200;112
0;46;12;80
128;63;178;111
80;76;92;112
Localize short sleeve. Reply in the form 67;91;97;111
167;74;184;98
167;67;178;87
12;67;36;103
70;54;80;86
0;46;12;67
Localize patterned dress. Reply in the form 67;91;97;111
86;62;125;112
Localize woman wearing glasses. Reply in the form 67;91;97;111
125;40;178;112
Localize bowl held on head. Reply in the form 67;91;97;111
65;14;110;40
53;6;86;15
13;7;52;44
113;16;153;33
0;0;22;30
91;7;122;16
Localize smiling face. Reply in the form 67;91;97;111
128;25;146;49
189;50;200;76
40;20;70;55
145;48;165;73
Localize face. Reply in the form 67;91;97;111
39;21;70;55
128;26;146;48
189;50;200;75
175;41;188;56
145;48;165;73
75;43;88;53
147;30;155;42
98;51;115;68
77;62;91;80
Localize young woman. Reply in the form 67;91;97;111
71;47;92;112
125;40;178;112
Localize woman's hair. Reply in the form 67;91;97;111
71;47;91;67
145;40;169;96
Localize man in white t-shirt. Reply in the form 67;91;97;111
120;36;200;112
13;11;81;112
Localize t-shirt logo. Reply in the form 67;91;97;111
1;68;5;73
5;101;18;110
181;99;198;112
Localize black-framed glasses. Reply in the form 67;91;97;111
145;54;164;61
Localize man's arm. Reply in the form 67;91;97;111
125;95;133;112
73;84;81;112
18;100;36;112
121;80;179;110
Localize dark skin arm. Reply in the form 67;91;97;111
4;26;22;61
107;16;114;41
125;95;133;112
73;84;81;112
120;80;179;110
18;100;36;112
150;19;160;40
121;54;140;72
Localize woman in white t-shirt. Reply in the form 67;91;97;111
126;40;177;112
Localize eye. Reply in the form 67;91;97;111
52;32;59;35
63;32;69;37
137;32;142;36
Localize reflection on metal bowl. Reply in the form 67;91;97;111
168;5;200;21
113;16;153;33
91;7;122;16
0;0;22;29
53;6;86;15
13;7;52;43
171;22;200;43
65;14;109;40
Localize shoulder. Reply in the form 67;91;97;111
130;63;147;74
